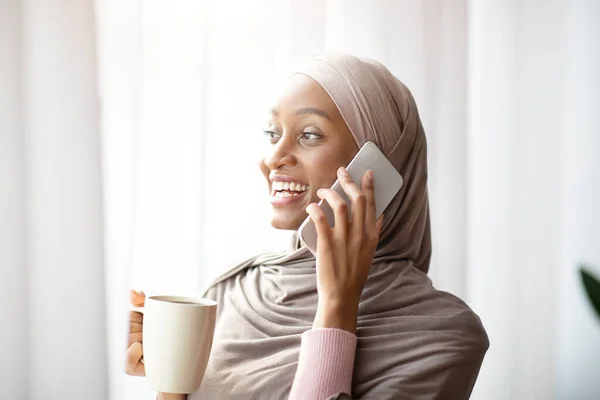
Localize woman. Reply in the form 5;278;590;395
127;53;489;399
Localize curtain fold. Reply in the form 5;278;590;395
468;1;600;399
95;0;142;398
1;0;108;398
0;1;27;397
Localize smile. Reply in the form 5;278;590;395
272;181;308;195
270;180;310;205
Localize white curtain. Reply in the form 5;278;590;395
0;0;111;399
1;0;598;399
468;1;600;399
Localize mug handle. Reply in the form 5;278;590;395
131;306;145;364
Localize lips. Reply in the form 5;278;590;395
270;189;308;205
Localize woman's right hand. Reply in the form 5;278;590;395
126;290;146;376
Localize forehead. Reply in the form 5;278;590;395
270;74;338;115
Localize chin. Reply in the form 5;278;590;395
270;212;304;231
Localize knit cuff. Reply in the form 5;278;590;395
289;328;357;399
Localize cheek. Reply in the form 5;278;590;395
304;155;339;189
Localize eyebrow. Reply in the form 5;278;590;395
269;107;332;121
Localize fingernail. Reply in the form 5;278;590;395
317;188;325;197
338;167;348;177
367;170;373;180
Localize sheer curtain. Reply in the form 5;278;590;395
2;0;598;399
1;0;110;398
468;1;600;398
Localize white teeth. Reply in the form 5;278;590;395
271;180;309;194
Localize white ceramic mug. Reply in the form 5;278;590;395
133;295;217;394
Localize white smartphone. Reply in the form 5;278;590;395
298;141;403;253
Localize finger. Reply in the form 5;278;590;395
125;341;145;376
129;321;143;335
130;290;146;306
128;332;143;347
376;214;384;236
337;167;367;238
306;203;332;254
316;188;348;240
129;310;143;325
362;170;378;238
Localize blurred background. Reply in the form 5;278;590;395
1;0;599;399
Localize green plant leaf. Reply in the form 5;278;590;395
580;266;600;320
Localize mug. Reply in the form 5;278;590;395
133;295;217;394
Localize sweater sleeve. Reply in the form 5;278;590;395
289;328;358;400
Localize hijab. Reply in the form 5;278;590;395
190;54;488;400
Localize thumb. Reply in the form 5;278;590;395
130;290;146;306
125;341;145;376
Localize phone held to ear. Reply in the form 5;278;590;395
298;141;403;253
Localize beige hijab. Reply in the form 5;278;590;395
190;54;488;400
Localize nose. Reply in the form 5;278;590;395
263;136;297;171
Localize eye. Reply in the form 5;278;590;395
300;132;322;141
263;128;281;143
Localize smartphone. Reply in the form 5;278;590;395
298;141;403;253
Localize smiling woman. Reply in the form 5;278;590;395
126;53;489;400
259;75;359;230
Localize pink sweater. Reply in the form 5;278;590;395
289;328;357;399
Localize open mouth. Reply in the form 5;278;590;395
271;181;309;198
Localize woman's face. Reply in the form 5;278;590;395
259;74;359;230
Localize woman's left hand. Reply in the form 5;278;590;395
306;166;383;334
